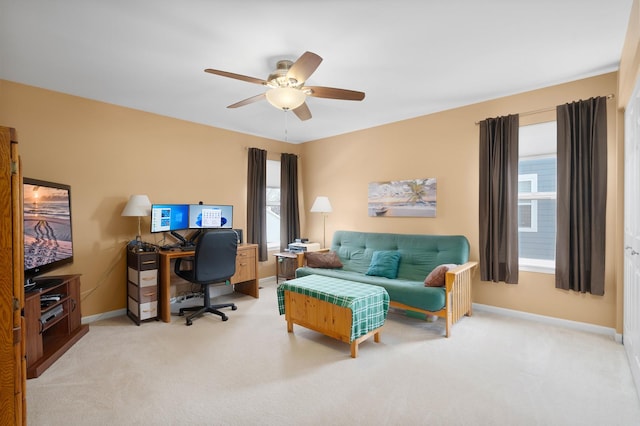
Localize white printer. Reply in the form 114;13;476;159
288;242;321;253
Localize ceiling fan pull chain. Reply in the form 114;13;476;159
284;110;288;143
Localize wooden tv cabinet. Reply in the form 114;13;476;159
24;274;89;378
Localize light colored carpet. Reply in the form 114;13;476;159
27;277;640;426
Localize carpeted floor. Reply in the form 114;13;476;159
26;277;640;425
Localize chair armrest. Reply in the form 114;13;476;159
174;257;194;274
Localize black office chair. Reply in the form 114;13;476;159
174;230;238;325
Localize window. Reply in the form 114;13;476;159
518;174;538;232
518;122;557;273
266;160;280;250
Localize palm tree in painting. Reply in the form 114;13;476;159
406;180;427;204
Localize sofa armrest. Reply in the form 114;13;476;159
445;262;477;286
443;261;478;337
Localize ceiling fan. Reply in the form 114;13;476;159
204;51;365;121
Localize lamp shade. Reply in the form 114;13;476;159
310;196;332;213
121;194;151;217
265;87;306;110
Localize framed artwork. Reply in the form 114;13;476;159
368;178;437;217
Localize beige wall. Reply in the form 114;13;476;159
0;66;629;329
0;80;300;317
619;0;640;108
300;72;621;330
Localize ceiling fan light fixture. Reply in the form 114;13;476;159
265;87;306;110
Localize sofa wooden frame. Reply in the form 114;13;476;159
388;262;477;337
295;251;477;337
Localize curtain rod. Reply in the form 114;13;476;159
243;146;300;157
474;93;615;125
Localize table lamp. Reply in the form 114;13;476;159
121;194;151;245
310;196;332;248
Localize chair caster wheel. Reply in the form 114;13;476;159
231;306;238;311
178;311;184;316
222;315;229;321
186;319;192;326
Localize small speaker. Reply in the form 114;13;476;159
233;229;243;244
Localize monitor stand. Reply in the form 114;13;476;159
170;230;201;249
170;231;191;247
188;229;202;244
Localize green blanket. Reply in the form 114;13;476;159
277;274;389;342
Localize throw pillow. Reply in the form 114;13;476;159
366;251;402;279
305;251;343;269
424;264;458;287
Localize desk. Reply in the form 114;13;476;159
158;244;259;322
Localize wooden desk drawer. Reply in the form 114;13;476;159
233;258;255;283
236;249;255;260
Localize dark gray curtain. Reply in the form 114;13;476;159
479;114;519;284
555;97;607;295
247;148;268;261
280;153;300;251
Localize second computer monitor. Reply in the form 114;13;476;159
188;204;233;229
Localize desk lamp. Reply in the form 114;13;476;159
310;196;332;248
121;195;152;248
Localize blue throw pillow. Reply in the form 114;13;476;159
366;251;401;279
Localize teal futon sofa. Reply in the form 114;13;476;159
295;230;477;337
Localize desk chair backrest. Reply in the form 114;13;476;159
191;230;238;284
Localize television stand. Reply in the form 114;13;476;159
26;277;64;292
24;274;89;378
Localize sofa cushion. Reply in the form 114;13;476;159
366;250;401;279
305;251;343;269
296;266;447;312
331;230;470;281
424;264;458;287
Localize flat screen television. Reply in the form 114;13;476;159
188;204;233;229
23;178;74;290
150;204;190;233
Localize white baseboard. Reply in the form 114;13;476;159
82;301;622;344
82;278;276;325
473;303;620;342
82;308;126;324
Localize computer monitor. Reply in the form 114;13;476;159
188;204;233;229
150;204;190;233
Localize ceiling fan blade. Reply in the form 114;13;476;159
287;51;322;84
227;93;266;108
293;102;312;121
305;86;365;101
205;68;267;85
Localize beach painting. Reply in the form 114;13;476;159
368;178;437;217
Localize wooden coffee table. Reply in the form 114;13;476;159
277;275;390;358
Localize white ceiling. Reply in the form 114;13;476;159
0;1;633;144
